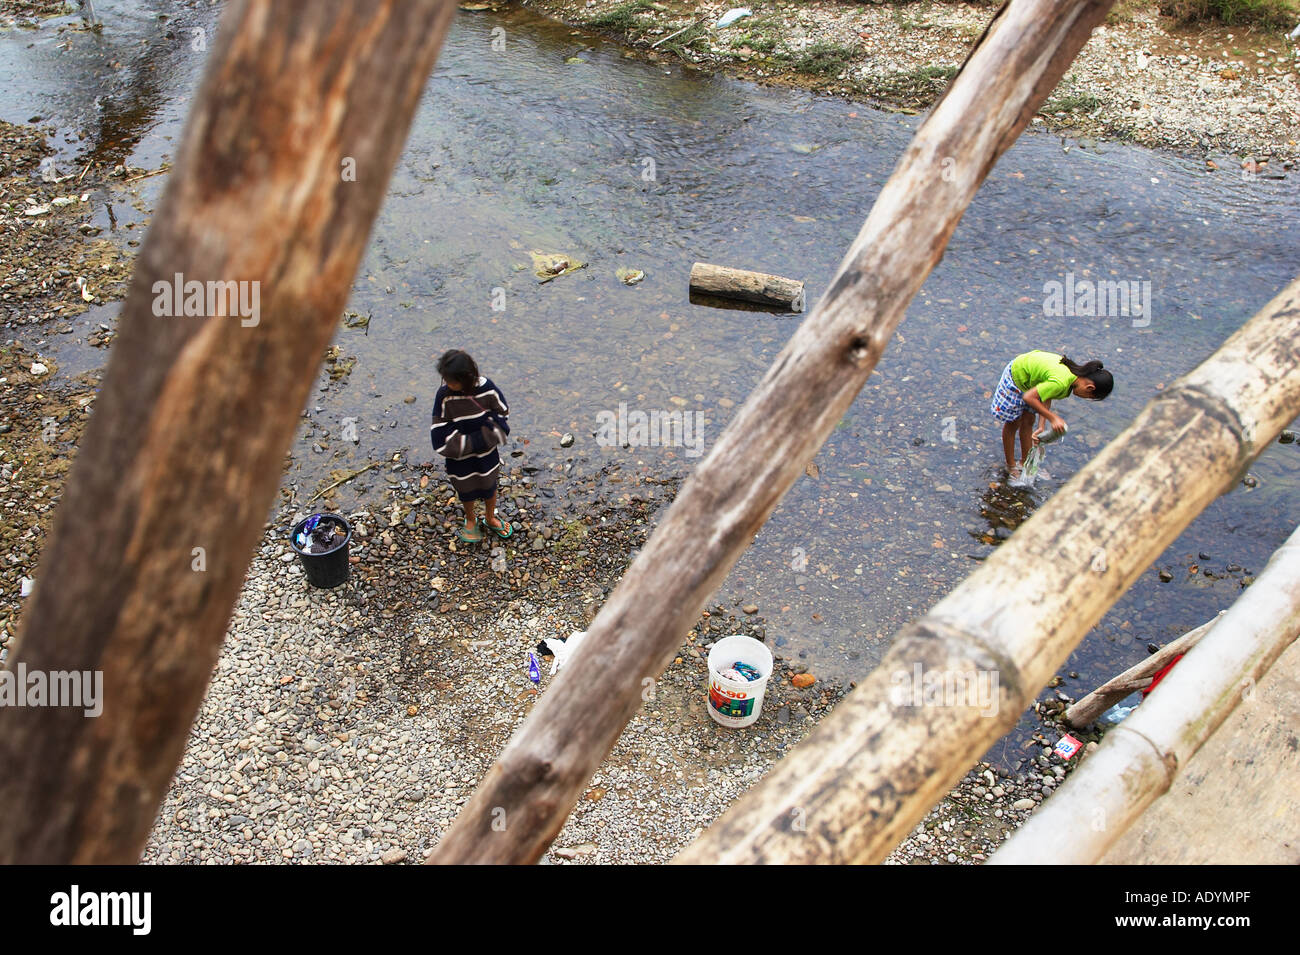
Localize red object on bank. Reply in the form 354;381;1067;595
1142;653;1185;697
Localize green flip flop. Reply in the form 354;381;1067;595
481;517;514;540
456;524;485;543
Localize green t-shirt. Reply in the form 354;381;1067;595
1011;351;1076;403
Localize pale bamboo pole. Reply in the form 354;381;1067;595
428;0;1120;865
990;525;1300;865
673;276;1300;864
1063;613;1221;728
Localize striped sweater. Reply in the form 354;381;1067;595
431;377;510;501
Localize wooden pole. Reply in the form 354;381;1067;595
672;276;1300;865
1062;613;1221;728
0;0;457;864
990;525;1300;865
428;0;1119;865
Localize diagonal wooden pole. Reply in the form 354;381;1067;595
0;0;458;864
429;0;1118;865
674;277;1300;864
990;523;1300;865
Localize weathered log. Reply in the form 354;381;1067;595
0;0;457;864
1063;613;1220;728
689;262;806;312
428;0;1121;865
672;275;1300;865
991;524;1300;865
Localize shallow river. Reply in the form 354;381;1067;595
4;2;1298;763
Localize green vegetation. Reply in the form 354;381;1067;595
658;23;709;59
729;29;778;54
891;5;935;31
1043;90;1104;115
587;1;655;33
871;65;960;105
1105;0;1147;22
1159;0;1300;28
555;519;590;551
784;41;860;77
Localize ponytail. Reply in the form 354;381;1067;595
1059;354;1104;378
1060;354;1113;400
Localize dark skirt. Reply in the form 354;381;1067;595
447;448;500;501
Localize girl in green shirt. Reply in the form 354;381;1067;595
989;351;1113;479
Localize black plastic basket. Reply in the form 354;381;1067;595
289;513;352;589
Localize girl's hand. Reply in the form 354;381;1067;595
1048;413;1066;434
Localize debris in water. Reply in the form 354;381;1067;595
529;250;586;282
343;310;371;332
616;267;645;285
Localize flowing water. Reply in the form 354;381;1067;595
5;3;1299;765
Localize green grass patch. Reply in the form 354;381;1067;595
1042;90;1103;114
658;22;709;59
1158;0;1300;29
871;65;960;105
784;41;860;77
587;1;655;33
729;29;778;54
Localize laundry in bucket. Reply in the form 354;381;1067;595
732;661;763;681
296;515;344;554
719;661;763;682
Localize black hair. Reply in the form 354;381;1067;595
436;349;479;391
1060;354;1113;400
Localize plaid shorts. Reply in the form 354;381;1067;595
990;362;1027;422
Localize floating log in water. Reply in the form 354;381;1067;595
689;262;805;312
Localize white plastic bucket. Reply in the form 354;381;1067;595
706;634;774;728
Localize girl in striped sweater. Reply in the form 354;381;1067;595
430;349;512;543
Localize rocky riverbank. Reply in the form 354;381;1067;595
512;0;1299;164
133;446;1101;864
